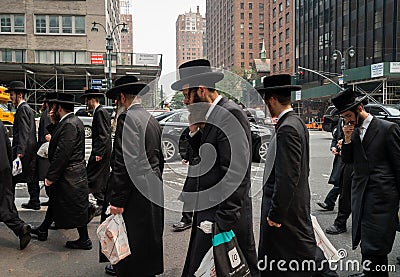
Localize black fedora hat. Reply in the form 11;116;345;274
171;59;224;91
256;74;301;97
331;88;367;114
39;91;57;103
5;81;28;94
48;92;77;105
80;89;105;99
106;76;149;100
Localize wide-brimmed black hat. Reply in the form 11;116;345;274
171;59;224;91
48;92;77;105
106;76;149;100
5;81;28;94
256;74;301;97
39;91;57;103
331;89;367;114
80;89;105;99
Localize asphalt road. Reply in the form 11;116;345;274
1;131;399;276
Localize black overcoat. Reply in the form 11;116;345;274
328;118;344;186
86;105;112;194
0;121;19;222
182;97;259;277
37;108;51;180
108;104;164;277
259;111;319;276
46;113;89;229
12;102;37;183
341;117;400;255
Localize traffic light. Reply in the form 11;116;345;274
297;71;305;79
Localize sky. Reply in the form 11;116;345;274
132;0;206;77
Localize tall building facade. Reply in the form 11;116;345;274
120;0;133;65
295;0;400;85
176;6;206;68
268;0;295;75
206;0;268;75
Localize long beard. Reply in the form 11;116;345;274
115;104;125;120
187;92;209;124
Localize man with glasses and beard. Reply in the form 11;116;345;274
332;89;400;277
172;59;259;276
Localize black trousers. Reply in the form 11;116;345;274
362;254;389;277
3;217;25;237
324;186;340;208
333;163;352;228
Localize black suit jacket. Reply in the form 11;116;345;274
341;117;400;254
37;108;51;147
108;104;164;275
12;101;37;183
46;113;88;229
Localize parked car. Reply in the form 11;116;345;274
243;108;272;126
74;106;115;138
147;109;169;117
322;103;400;135
155;109;272;162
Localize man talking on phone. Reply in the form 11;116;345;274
331;89;400;277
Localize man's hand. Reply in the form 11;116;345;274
44;179;53;187
189;123;200;133
45;134;51;142
110;205;124;215
342;123;354;143
17;153;24;158
267;217;281;228
182;159;188;165
331;147;338;155
95;156;102;162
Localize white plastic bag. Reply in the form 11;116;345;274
37;142;49;158
311;215;341;262
12;157;22;176
97;211;131;265
195;247;216;277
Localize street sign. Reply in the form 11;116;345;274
295;90;302;101
371;63;384;78
136;53;158;65
91;85;102;90
338;75;344;85
91;53;104;65
91;79;102;85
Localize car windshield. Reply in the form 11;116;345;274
386;106;400;116
255;110;265;118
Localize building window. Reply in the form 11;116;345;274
273;22;276;31
0;49;23;62
286;28;290;39
249;23;253;30
279;47;283;56
286;13;290;24
0;14;25;33
259;3;264;10
240;13;244;20
259;13;264;20
279;32;283;42
279;18;283;27
279;3;283;12
34;15;85;35
374;11;382;29
249;43;253;49
259;33;264;40
279;62;283;71
286;0;290;7
286;43;290;53
273;64;277;72
374;41;382;58
241;42;244;49
273;50;277;59
35;50;86;64
240;32;244;39
273;36;277;45
249;52;253;59
273;8;276;17
240;2;244;9
241;52;244;59
240;23;244;29
241;62;245;68
259;23;264;30
249;3;252;9
249;13;253;20
286;59;290;68
1;49;12;62
249;33;253;39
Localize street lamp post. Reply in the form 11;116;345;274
332;46;356;87
91;21;128;89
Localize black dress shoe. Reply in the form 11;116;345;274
105;264;117;276
348;273;366;277
19;224;31;250
21;202;41;210
325;224;347;235
316;202;334;211
172;221;192;232
65;238;92;250
31;226;48;241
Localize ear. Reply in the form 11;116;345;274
198;86;207;97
